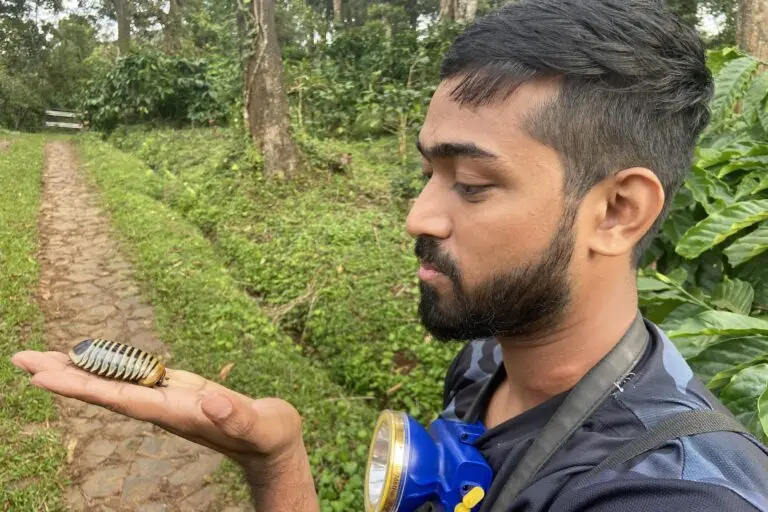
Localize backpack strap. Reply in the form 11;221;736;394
570;409;749;489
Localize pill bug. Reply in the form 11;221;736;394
68;338;167;387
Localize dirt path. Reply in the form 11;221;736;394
38;141;251;512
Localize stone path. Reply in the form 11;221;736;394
38;141;251;511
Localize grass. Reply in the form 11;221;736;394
0;135;67;510
75;134;378;511
106;126;464;425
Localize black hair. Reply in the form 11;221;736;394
440;0;713;265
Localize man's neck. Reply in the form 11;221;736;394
488;290;639;427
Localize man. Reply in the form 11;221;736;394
12;0;768;510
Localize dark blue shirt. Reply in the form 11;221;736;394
440;318;768;511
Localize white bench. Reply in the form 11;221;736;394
44;110;83;130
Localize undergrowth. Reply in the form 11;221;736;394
76;135;377;511
0;135;67;510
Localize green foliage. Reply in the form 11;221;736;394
390;162;427;200
0;13;50;130
720;363;768;440
46;14;101;109
675;200;768;259
0;11;105;129
80;50;230;132
284;11;462;147
0;65;46;130
0;135;66;509
640;47;768;440
77;134;379;510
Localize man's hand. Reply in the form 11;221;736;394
11;350;320;512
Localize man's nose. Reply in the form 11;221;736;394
405;182;451;240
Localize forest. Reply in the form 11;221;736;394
2;0;768;510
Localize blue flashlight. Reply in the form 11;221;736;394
364;410;493;512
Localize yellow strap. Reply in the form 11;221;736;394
454;486;485;512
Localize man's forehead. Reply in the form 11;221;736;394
419;78;559;149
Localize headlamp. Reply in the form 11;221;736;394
364;410;493;512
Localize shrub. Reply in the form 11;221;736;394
80;50;229;132
638;47;768;441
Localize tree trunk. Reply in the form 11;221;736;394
439;0;454;21
243;0;303;178
164;0;183;54
737;0;768;63
234;1;251;131
406;0;419;26
114;0;131;54
333;0;342;24
440;0;476;22
458;0;477;22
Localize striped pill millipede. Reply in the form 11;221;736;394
68;338;167;387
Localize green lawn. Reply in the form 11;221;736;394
0;135;67;510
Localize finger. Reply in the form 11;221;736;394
202;393;268;445
164;369;211;388
30;369;169;421
201;393;300;454
30;369;246;450
11;351;70;374
14;352;250;403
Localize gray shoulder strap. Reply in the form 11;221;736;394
571;409;749;489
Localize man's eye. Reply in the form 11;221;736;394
455;183;491;197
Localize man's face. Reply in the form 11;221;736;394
407;78;578;341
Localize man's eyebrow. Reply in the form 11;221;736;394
415;139;498;160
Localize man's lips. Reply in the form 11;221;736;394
418;261;443;280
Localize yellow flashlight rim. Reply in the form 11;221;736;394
364;409;408;512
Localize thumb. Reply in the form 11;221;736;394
201;392;260;443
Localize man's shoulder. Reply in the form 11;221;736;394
556;322;768;511
551;429;768;511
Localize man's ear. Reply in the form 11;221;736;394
585;168;664;258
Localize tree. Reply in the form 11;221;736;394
242;0;303;177
126;0;185;53
113;0;131;53
164;0;183;52
439;0;476;22
737;0;768;62
47;14;99;108
666;0;700;28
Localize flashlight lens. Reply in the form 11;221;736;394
367;421;391;507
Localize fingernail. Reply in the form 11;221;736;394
204;394;233;420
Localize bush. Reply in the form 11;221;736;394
80;50;229;132
284;11;463;149
638;47;768;441
0;67;45;131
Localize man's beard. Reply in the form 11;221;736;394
415;210;576;341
